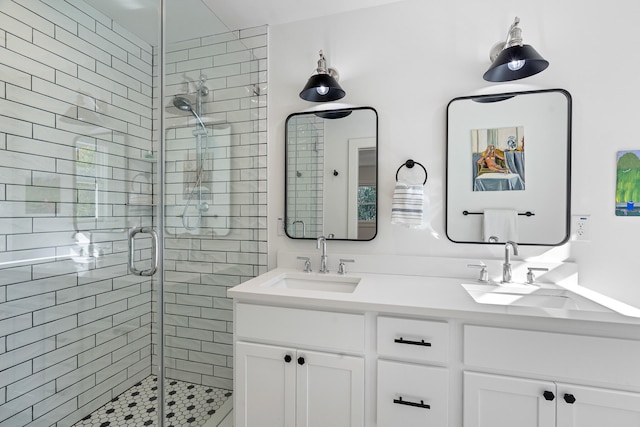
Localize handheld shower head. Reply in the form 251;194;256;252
173;96;207;133
173;96;192;112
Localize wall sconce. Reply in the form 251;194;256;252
299;50;345;102
483;17;549;82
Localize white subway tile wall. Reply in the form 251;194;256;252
286;116;324;238
0;0;267;425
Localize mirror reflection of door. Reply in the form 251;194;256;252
346;141;376;239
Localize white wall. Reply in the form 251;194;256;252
268;0;640;310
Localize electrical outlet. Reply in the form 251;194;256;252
572;215;590;241
277;217;285;236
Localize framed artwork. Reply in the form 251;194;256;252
471;125;525;191
616;150;640;216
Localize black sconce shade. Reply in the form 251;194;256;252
483;44;549;82
299;73;345;102
299;50;346;102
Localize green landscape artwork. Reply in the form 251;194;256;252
616;150;640;216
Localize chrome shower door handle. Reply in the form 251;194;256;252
128;226;159;276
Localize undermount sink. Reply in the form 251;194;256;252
263;272;361;293
461;283;609;311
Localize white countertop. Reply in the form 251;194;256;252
228;267;640;326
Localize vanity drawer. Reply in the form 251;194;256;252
377;359;448;426
377;316;449;364
235;303;365;353
464;325;640;387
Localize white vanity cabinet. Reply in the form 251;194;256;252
555;383;640;426
229;268;640;427
236;341;365;427
376;316;449;426
464;372;554;427
234;303;366;427
235;341;296;426
464;372;640;427
463;325;640;427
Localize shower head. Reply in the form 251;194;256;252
172;96;207;134
173;96;192;112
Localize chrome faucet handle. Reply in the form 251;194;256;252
468;263;489;282
526;267;549;285
297;256;312;273
338;259;355;275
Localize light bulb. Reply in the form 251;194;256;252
316;85;329;95
508;59;525;71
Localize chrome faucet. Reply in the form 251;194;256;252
502;240;519;283
317;236;329;273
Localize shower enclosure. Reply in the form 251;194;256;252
0;1;267;426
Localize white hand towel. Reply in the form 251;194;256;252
391;182;424;227
483;209;518;242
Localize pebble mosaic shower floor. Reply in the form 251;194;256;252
72;376;232;427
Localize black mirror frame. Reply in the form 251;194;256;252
445;89;572;246
284;106;378;241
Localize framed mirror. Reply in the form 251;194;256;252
285;107;378;240
446;89;571;245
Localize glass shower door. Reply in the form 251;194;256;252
160;3;268;425
0;1;160;425
0;1;265;425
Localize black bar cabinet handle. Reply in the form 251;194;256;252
394;337;432;347
462;210;535;217
393;396;430;410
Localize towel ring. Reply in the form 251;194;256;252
396;159;428;185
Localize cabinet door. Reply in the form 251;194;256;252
464;372;555;427
557;383;640;427
296;350;365;427
235;341;296;427
378;359;448;426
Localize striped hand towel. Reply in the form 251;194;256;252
391;182;424;226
